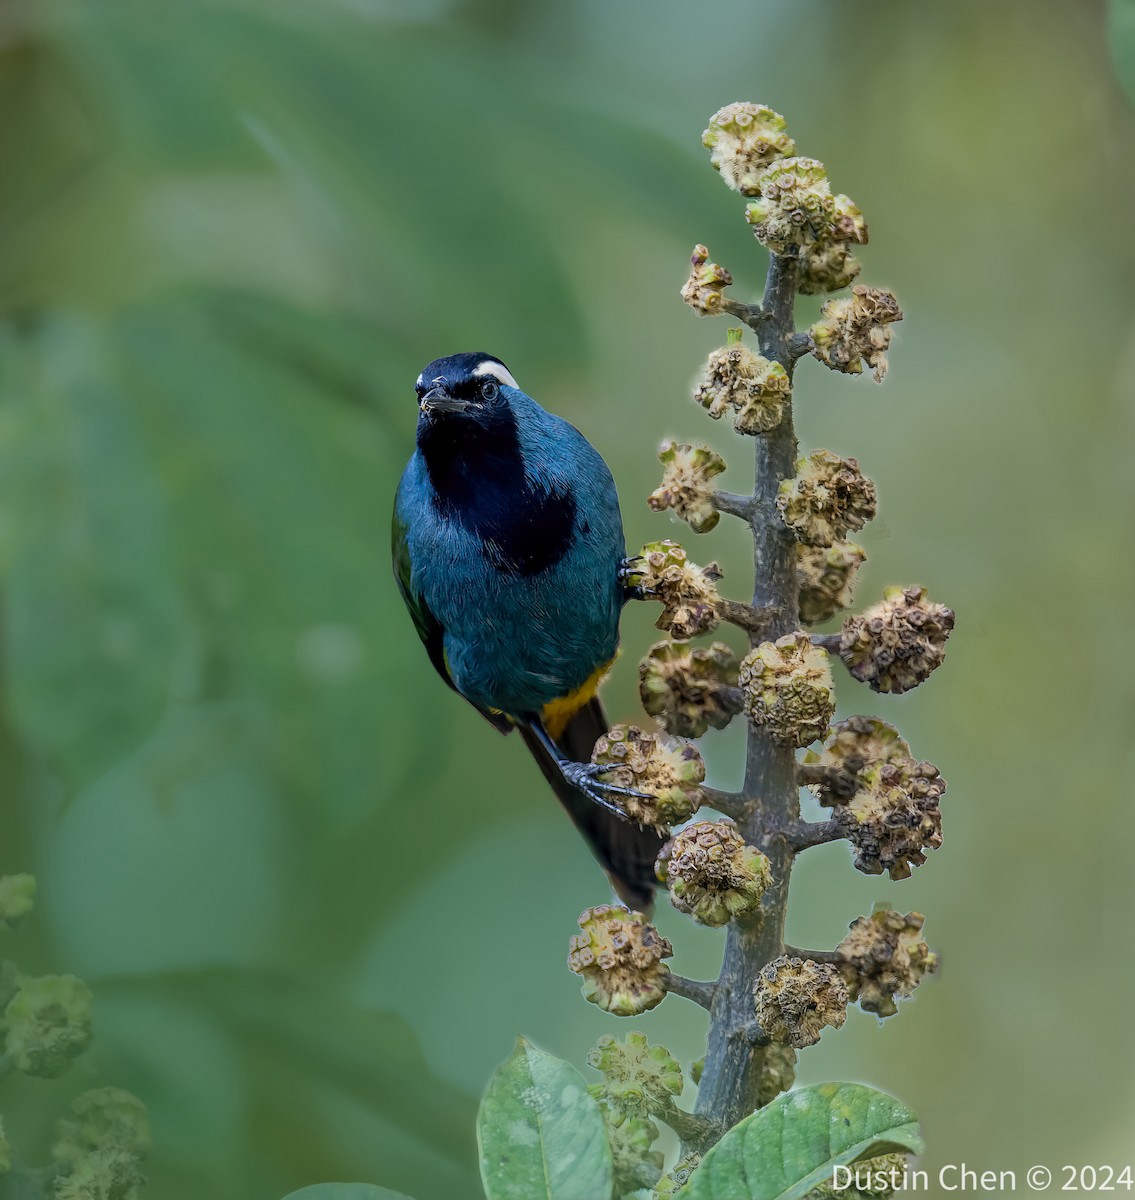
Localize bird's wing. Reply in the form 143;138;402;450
391;504;512;735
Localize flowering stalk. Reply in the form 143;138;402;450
562;102;954;1191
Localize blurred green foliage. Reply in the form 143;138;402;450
2;0;1135;1197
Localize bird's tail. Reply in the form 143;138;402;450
519;697;667;913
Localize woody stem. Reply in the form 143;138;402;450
693;247;803;1136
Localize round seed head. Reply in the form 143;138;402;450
739;632;835;747
744;157;839;253
4;973;93;1078
753;955;848;1048
638;640;742;739
811;285;903;381
777;450;877;547
839;585;954;693
648;441;727;534
797;541;867;626
694;343;791;436
681;244;734;315
837;908;938;1018
836;758;946;879
657;820;771;927
53;1088;151;1165
0;875;35;930
702;102;796;195
568;905;672;1016
631;540;723;641
592;724;704;831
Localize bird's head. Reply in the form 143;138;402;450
414;352;519;431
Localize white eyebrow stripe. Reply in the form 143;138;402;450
472;360;518;389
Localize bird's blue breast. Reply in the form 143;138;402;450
396;390;625;716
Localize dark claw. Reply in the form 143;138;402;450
561;760;654;819
618;555;657;602
617;555;644;583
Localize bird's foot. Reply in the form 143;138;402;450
617;555;643;582
561;760;652;820
618;555;656;602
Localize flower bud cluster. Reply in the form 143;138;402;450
631;540;723;641
811;285;903;381
752;955;848;1048
739;633;835;747
776;450;877;547
839;585;954;693
694;343;790;435
797;541;867;626
837;908;938;1017
701;102;795;195
591;725;704;831
648;441;727;534
597;1097;663;1195
568;905;672;1016
587;1031;683;1118
657;821;771;927
638;640;741;739
680;245;734;315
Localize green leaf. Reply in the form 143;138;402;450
676;1083;924;1200
1109;0;1135;107
282;1187;415;1200
477;1038;613;1200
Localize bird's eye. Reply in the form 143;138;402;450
479;378;500;402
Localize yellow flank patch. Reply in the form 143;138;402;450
541;657;616;741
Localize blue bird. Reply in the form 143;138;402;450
392;352;665;909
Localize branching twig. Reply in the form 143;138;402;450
699;785;750;822
788;331;814;361
663;973;718;1010
720;298;770;328
716;598;777;639
712;490;757;521
657;1102;723;1149
809;632;842;653
783;819;845;851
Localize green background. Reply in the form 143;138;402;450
2;0;1133;1196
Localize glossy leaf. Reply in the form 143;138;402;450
477;1038;612;1200
677;1083;924;1200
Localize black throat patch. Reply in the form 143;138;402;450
419;403;576;577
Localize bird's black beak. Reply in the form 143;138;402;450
419;386;472;416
